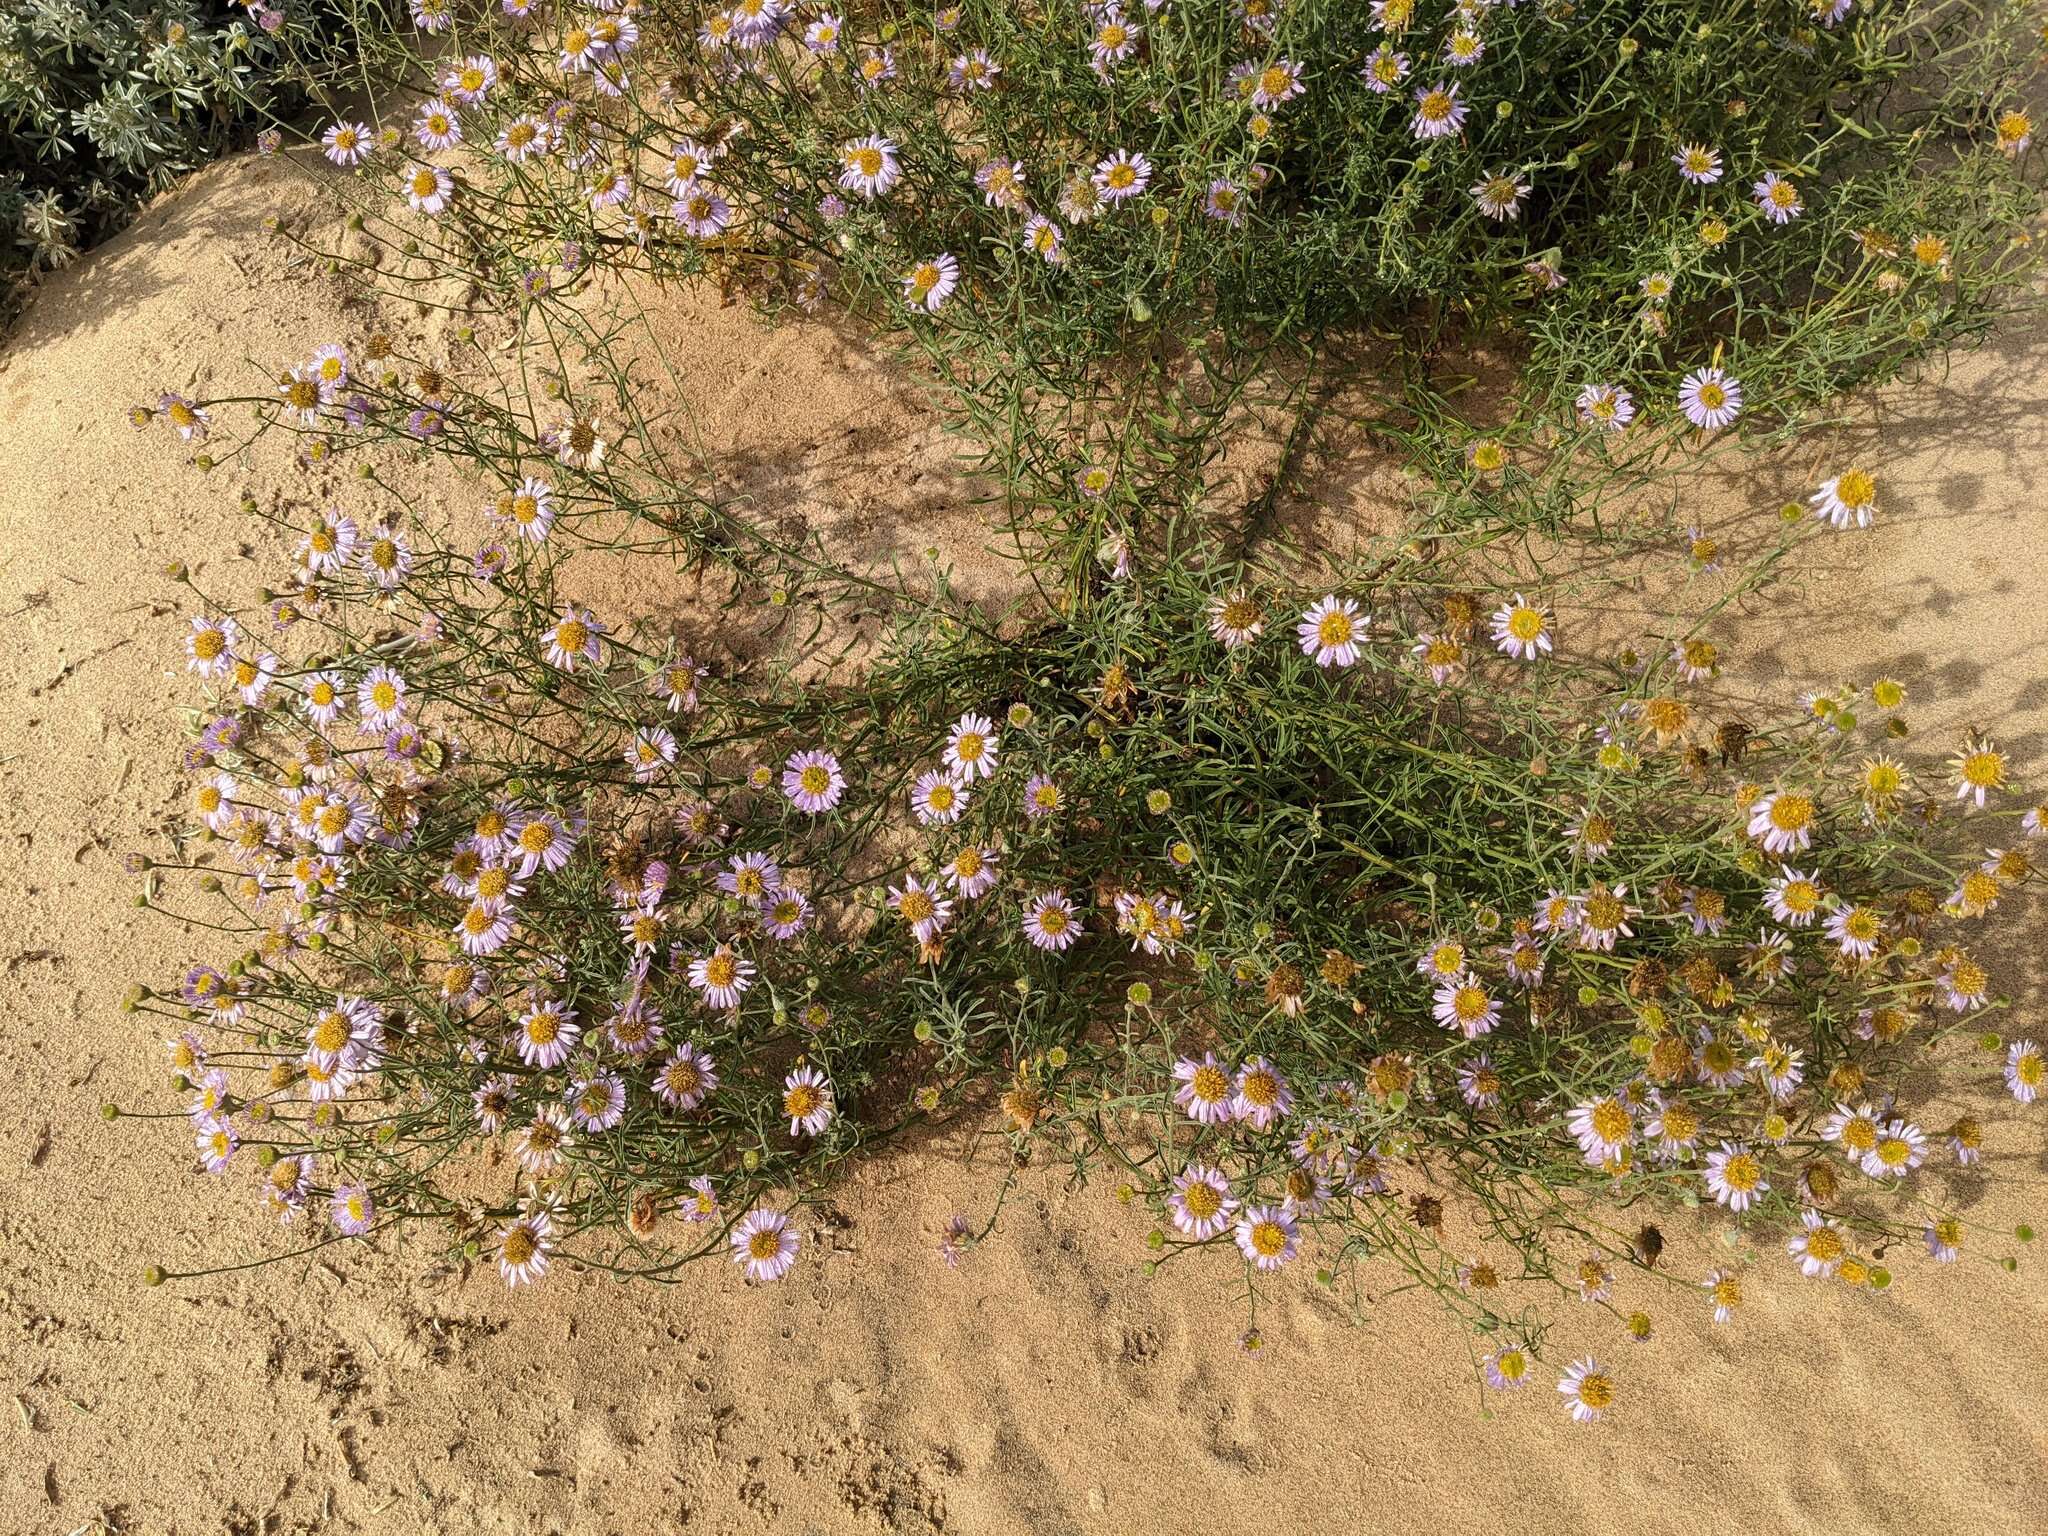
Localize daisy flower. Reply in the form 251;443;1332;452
1703;1143;1768;1211
1205;589;1265;650
1296;594;1367;668
1410;82;1466;140
511;809;578;876
1753;171;1804;224
566;1070;626;1133
1557;1358;1615;1423
782;749;846;814
1023;773;1064;819
1020;890;1082;951
1489;593;1553;660
2006;1039;2044;1104
1469;170;1529;220
975;157;1027;210
1233;1205;1299;1271
1747;789;1817;854
719;851;781;906
945;713;1000;780
357;664;407;729
542;605;606;673
948;47;1000;90
1826;904;1883;961
805;12;842;50
321;120;373;165
680;1174;720;1222
1862;1119;1927;1178
1022;215;1065;263
1575;382;1635;432
889;874;953;943
1677;368;1743;431
1168;1163;1237;1240
1787;1211;1848;1278
1810;468;1878;529
404;164;456;215
1248;58;1304;108
496;117;549;162
514;999;579;1068
1484;1346;1533;1391
1949;734;2006;807
1183;178;1244;230
1765;865;1824;926
655;1042;719;1110
911;769;969;825
1432;974;1500;1038
856;46;896;88
1173;1052;1237;1125
444;54;498;103
1092;149;1152;202
495;1207;554;1287
674;188;732;239
731;1209;800;1282
329;1183;376;1235
1995;108;2034;157
1360;44;1409;92
837;134;900;198
1457;1054;1503;1109
782;1065;835;1136
413;98;462;151
762;887;810;940
183;614;238;678
1090;12;1141;70
945;844;1001;899
158;392;209;440
1673;143;1723;183
1569;1095;1633;1167
625;726;677;783
688;945;755;1010
903;254;960;312
1232;1056;1294;1129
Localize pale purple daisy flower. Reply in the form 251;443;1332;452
1092;149;1152;201
903;253;960;312
762;887;810;940
782;1065;835;1136
731;1208;801;1281
1575;382;1635;432
655;1042;719;1110
321;120;373;165
1753;171;1804;224
1233;1204;1299;1270
1173;1053;1235;1124
1168;1163;1238;1239
329;1182;376;1235
1296;594;1366;668
495;1206;554;1287
566;1069;627;1133
1410;82;1466;140
1233;1057;1294;1129
1020;890;1082;951
719;851;781;906
1677;367;1743;431
911;768;970;825
688;945;756;1009
782;749;847;814
514;999;580;1068
1360;44;1409;93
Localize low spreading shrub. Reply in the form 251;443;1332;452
0;0;392;300
115;0;2046;1414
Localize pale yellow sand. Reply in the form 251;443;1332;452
0;156;2042;1534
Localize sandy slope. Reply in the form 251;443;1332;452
0;154;2042;1535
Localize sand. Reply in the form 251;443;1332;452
0;153;2043;1535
